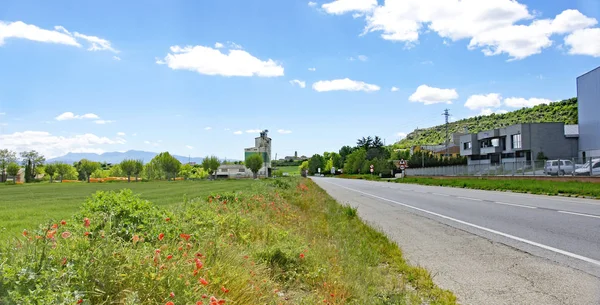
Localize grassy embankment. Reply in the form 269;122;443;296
0;178;456;304
275;166;300;176
339;175;600;198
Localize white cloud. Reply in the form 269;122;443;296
349;55;368;61
117;132;126;136
479;108;509;116
278;129;292;134
55;112;99;121
144;140;160;147
308;1;317;7
158;44;284;77
504;97;553;108
322;0;377;15
246;129;261;133
324;1;599;60
233;131;243;135
391;86;399;92
0;21;118;54
312;78;380;92
397;132;407;139
0;21;80;47
409;85;458;105
565;28;600;57
464;93;502;110
186;145;194;150
94;120;114;125
214;42;224;48
204;127;212;130
73;32;119;53
113;55;121;61
290;79;306;88
0;131;126;158
227;41;243;49
308;67;316;71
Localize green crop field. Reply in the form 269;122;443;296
0;180;254;240
276;165;300;176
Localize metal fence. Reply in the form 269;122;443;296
405;156;600;177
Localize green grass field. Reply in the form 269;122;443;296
275;165;300;176
0;180;254;240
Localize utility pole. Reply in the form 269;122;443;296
443;109;451;157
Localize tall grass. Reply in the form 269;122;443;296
0;178;456;304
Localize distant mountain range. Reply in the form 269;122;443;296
46;150;207;165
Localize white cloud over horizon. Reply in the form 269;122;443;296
0;131;126;159
504;97;553;108
312;78;380;92
409;85;458;105
157;44;284;77
464;93;502;110
322;0;377;15
290;79;306;88
55;112;99;121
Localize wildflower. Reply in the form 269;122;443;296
52;223;58;229
46;230;56;239
22;230;27;237
167;255;173;260
221;286;229;293
61;231;72;239
83;218;90;227
169;292;175;298
199;277;209;286
132;235;139;243
243;255;248;259
195;258;203;270
61;257;67;265
218;300;226;305
210;296;218;303
202;294;208;298
196;302;203;305
61;220;67;226
299;253;305;259
77;300;83;304
84;232;90;236
159;233;165;241
165;217;171;222
180;233;191;241
166;302;174;305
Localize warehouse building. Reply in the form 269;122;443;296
577;66;600;159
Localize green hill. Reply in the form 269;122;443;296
395;98;578;148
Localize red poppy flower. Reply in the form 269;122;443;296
51;223;58;229
84;232;90;236
83;218;90;227
22;230;27;237
166;302;174;305
195;258;203;270
221;286;229;293
46;230;56;239
180;233;191;241
299;253;305;259
218;300;226;305
60;220;67;226
77;300;83;304
61;231;72;239
210;296;218;302
202;294;208;299
199;277;209;286
61;257;67;265
165;217;171;222
132;235;139;243
158;233;165;241
167;255;173;260
196;301;203;305
169;292;175;298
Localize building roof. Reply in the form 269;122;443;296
564;124;579;137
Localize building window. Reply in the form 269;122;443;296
511;134;522;149
463;142;472;150
239;169;245;173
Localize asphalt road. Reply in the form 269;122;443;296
312;177;600;305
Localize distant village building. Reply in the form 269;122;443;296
2;168;25;183
281;151;308;162
215;164;251;179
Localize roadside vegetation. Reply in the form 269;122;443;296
0;178;456;305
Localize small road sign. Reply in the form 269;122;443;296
370;168;374;173
370;164;374;169
400;165;406;170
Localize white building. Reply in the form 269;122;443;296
244;130;272;177
215;164;252;179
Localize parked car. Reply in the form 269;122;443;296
544;159;576;176
575;159;600;176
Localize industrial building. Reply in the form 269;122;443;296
244;130;272;177
577;66;600;159
459;123;579;165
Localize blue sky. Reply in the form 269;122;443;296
1;0;599;160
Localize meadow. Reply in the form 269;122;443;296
0;178;456;304
275;166;300;176
0;180;253;240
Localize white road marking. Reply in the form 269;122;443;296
322;180;600;268
457;196;483;201
494;201;537;209
558;211;600;219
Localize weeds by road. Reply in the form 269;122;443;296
0;178;456;304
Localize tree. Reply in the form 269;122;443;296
299;161;309;172
6;162;20;183
108;164;124;177
45;164;57;183
0;149;17;182
343;148;367;174
55;163;71;182
179;163;194;180
308;154;325;175
120;159;144;182
330;152;343;170
202;156;221;179
339;146;354;166
79;159;101;183
151;152;181;181
20;151;45;183
245;154;263;179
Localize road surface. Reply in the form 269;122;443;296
312;177;600;305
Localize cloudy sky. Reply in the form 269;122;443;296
1;0;599;159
